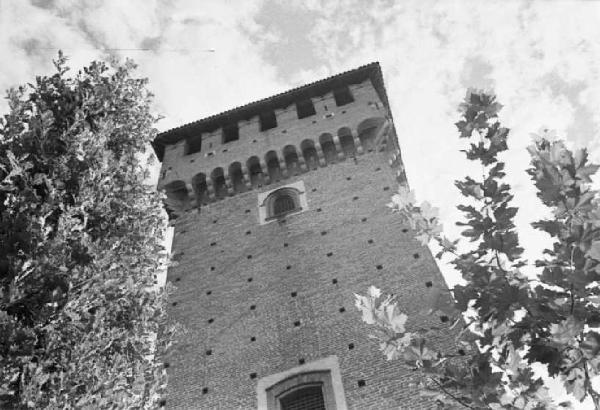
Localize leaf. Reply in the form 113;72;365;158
550;317;583;344
586;241;600;261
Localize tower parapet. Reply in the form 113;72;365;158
153;63;405;215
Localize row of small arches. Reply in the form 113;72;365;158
164;117;388;205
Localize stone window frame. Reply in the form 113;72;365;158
257;181;308;225
256;356;348;410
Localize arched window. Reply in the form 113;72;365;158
280;384;326;410
273;194;296;216
265;188;301;220
264;369;339;410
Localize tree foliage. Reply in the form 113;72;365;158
0;53;173;408
355;91;600;409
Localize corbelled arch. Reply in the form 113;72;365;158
319;133;336;164
191;173;209;205
357;117;386;151
300;139;319;170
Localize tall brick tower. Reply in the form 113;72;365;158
153;63;447;409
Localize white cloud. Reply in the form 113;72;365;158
2;2;600;404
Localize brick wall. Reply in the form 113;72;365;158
158;75;454;409
163;150;450;409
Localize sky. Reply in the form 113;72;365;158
1;0;600;406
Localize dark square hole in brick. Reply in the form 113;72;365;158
282;129;287;134
346;177;351;180
202;387;209;395
159;399;167;407
210;242;216;246
213;219;218;224
332;278;338;284
210;266;215;271
246;230;251;235
245;209;251;214
358;379;366;387
164;362;170;368
321;231;327;236
298;358;305;365
247;255;252;259
413;253;420;259
252;139;257;143
348;343;355;350
284;243;288;247
250;305;256;310
339;307;346;313
402;228;409;233
312;188;317;192
367;239;373;244
353;196;359;200
341;110;347;114
250;336;256;342
247;277;253;282
208;318;214;324
383;186;390;191
326;252;333;257
286;265;292;270
375;167;381;171
206;349;212;356
312;120;317;124
175;277;181;282
294;321;301;327
425;281;433;288
206;291;212;295
376;265;383;270
361;217;367;222
171;302;178;307
316;208;322;212
250;373;257;379
291;292;297;297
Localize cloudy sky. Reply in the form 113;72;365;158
1;0;599;405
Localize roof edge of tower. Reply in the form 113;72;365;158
152;62;391;161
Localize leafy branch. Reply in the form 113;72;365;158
355;90;600;409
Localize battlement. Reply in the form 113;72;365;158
154;63;402;213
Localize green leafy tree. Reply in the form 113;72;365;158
0;53;174;409
355;91;600;409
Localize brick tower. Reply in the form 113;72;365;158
153;63;447;409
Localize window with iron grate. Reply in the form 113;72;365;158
280;384;326;410
273;194;296;216
265;188;302;220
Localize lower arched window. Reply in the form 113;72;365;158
265;370;337;410
279;384;326;410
